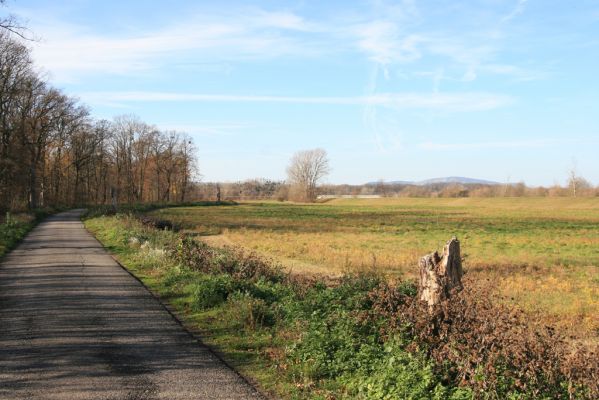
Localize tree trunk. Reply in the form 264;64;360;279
28;164;38;209
418;237;463;308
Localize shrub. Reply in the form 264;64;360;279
190;274;236;310
342;338;471;400
364;277;599;399
288;311;368;380
161;265;198;295
227;292;277;330
245;278;294;305
171;236;285;282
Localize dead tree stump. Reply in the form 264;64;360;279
419;237;463;308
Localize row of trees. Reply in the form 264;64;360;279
0;30;196;211
194;180;285;201
194;147;597;202
197;180;599;202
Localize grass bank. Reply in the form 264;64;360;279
0;209;60;258
85;211;598;399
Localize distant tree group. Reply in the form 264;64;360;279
318;180;599;198
0;31;196;211
193;174;598;204
194;179;284;201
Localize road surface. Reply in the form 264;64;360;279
0;210;263;400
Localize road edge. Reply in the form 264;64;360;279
81;218;274;400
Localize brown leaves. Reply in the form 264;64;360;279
366;277;598;398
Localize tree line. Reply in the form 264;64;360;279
0;31;196;212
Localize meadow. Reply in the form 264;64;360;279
152;197;599;337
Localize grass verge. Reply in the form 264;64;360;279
0;208;61;258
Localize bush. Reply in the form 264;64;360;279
245;278;294;305
364;278;599;399
171;236;285;282
227;292;277;330
288;311;378;380
161;265;198;295
190;274;237;310
343;338;471;400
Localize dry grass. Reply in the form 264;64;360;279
152;197;599;339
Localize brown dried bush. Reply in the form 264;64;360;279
171;235;285;282
366;276;598;398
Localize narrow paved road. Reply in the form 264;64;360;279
0;210;263;400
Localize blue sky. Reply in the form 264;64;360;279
8;0;599;185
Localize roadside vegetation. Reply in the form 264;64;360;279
0;209;60;257
85;206;599;399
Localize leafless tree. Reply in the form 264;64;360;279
0;0;30;40
568;167;591;197
286;148;330;202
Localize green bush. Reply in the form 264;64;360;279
285;274;382;323
245;278;294;304
343;338;472;400
161;265;199;295
227;292;277;330
190;274;237;310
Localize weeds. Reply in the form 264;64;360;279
0;208;61;257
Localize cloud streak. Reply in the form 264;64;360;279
25;9;321;82
419;139;560;151
502;0;529;23
22;2;544;85
156;122;259;137
81;91;513;112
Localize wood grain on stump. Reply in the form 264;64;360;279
419;237;463;308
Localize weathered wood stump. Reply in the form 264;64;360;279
419;237;463;308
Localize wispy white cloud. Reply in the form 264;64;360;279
419;139;558;151
81;90;513;112
501;0;529;23
480;63;547;82
353;20;423;65
25;9;320;83
21;1;543;86
157;123;252;137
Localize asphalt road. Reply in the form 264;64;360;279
0;210;263;400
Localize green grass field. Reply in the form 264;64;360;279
151;197;599;336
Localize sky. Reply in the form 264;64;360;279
5;0;599;185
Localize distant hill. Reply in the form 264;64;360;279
367;177;502;186
415;177;501;186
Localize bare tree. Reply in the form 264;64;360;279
568;167;590;197
0;31;32;209
286;148;330;202
176;133;196;202
0;0;30;40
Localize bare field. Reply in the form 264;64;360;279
152;197;599;337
